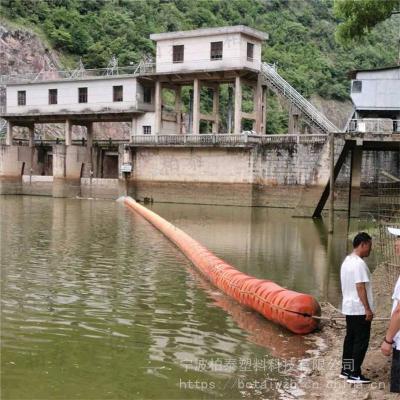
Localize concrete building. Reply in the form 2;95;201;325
348;66;400;132
7;77;140;115
6;24;393;216
3;25;270;144
150;25;266;73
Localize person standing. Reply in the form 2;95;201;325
340;232;374;384
380;227;400;393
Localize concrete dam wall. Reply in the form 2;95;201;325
1;138;398;212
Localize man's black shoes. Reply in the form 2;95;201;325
346;374;371;384
339;370;350;379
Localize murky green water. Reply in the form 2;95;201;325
0;196;376;399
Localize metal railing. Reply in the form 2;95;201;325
2;134;329;147
261;63;339;134
130;134;255;146
346;119;400;133
130;133;327;146
0;63;156;84
253;134;326;144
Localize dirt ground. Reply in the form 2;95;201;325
298;263;399;400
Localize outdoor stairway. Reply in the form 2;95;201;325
261;63;340;134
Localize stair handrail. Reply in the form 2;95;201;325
261;63;339;133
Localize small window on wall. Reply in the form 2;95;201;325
143;126;151;135
113;85;123;102
247;42;254;61
49;89;57;104
210;41;223;60
352;80;362;93
173;45;184;63
78;87;88;103
17;90;26;106
143;86;152;103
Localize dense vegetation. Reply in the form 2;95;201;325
334;0;399;43
2;0;399;133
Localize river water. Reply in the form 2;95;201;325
0;196;376;399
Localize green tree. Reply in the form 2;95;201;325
334;0;399;43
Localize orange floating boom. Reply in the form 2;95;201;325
123;197;320;334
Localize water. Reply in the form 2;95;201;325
0;196;376;399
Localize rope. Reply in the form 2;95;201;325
214;275;391;321
312;315;390;321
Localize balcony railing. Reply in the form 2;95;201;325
2;134;328;147
0;63;156;84
346;119;400;133
130;134;254;146
129;133;327;146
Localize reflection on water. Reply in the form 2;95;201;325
0;197;373;399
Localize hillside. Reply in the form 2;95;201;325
1;0;398;134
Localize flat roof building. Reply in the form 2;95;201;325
350;66;400;117
150;25;268;74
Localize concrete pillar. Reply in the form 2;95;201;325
6;121;13;145
254;74;263;134
131;117;137;138
86;122;93;148
65;119;72;146
234;75;242;134
262;86;267;134
348;146;362;218
118;143;133;196
288;105;300;134
227;86;233;134
86;122;93;176
175;86;182;134
28;124;35;147
155;80;162;135
188;89;193;133
192;78;200;134
212;85;219;134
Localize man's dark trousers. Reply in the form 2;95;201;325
391;348;400;392
342;315;371;376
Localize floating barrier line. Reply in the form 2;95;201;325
122;197;321;334
207;264;313;317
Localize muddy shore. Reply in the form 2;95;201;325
298;263;399;400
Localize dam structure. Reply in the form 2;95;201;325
0;26;399;213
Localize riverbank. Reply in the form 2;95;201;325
300;263;398;399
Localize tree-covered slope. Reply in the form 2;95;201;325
2;0;398;102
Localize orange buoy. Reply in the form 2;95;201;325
123;197;320;334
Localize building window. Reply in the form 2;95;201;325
247;42;254;61
143;86;152;103
78;87;88;103
17;90;26;106
113;85;123;102
49;89;57;105
173;45;184;63
352;80;362;93
210;41;223;60
143;126;151;135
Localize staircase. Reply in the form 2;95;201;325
261;63;339;134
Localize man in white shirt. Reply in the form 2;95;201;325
381;227;400;393
340;232;374;384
